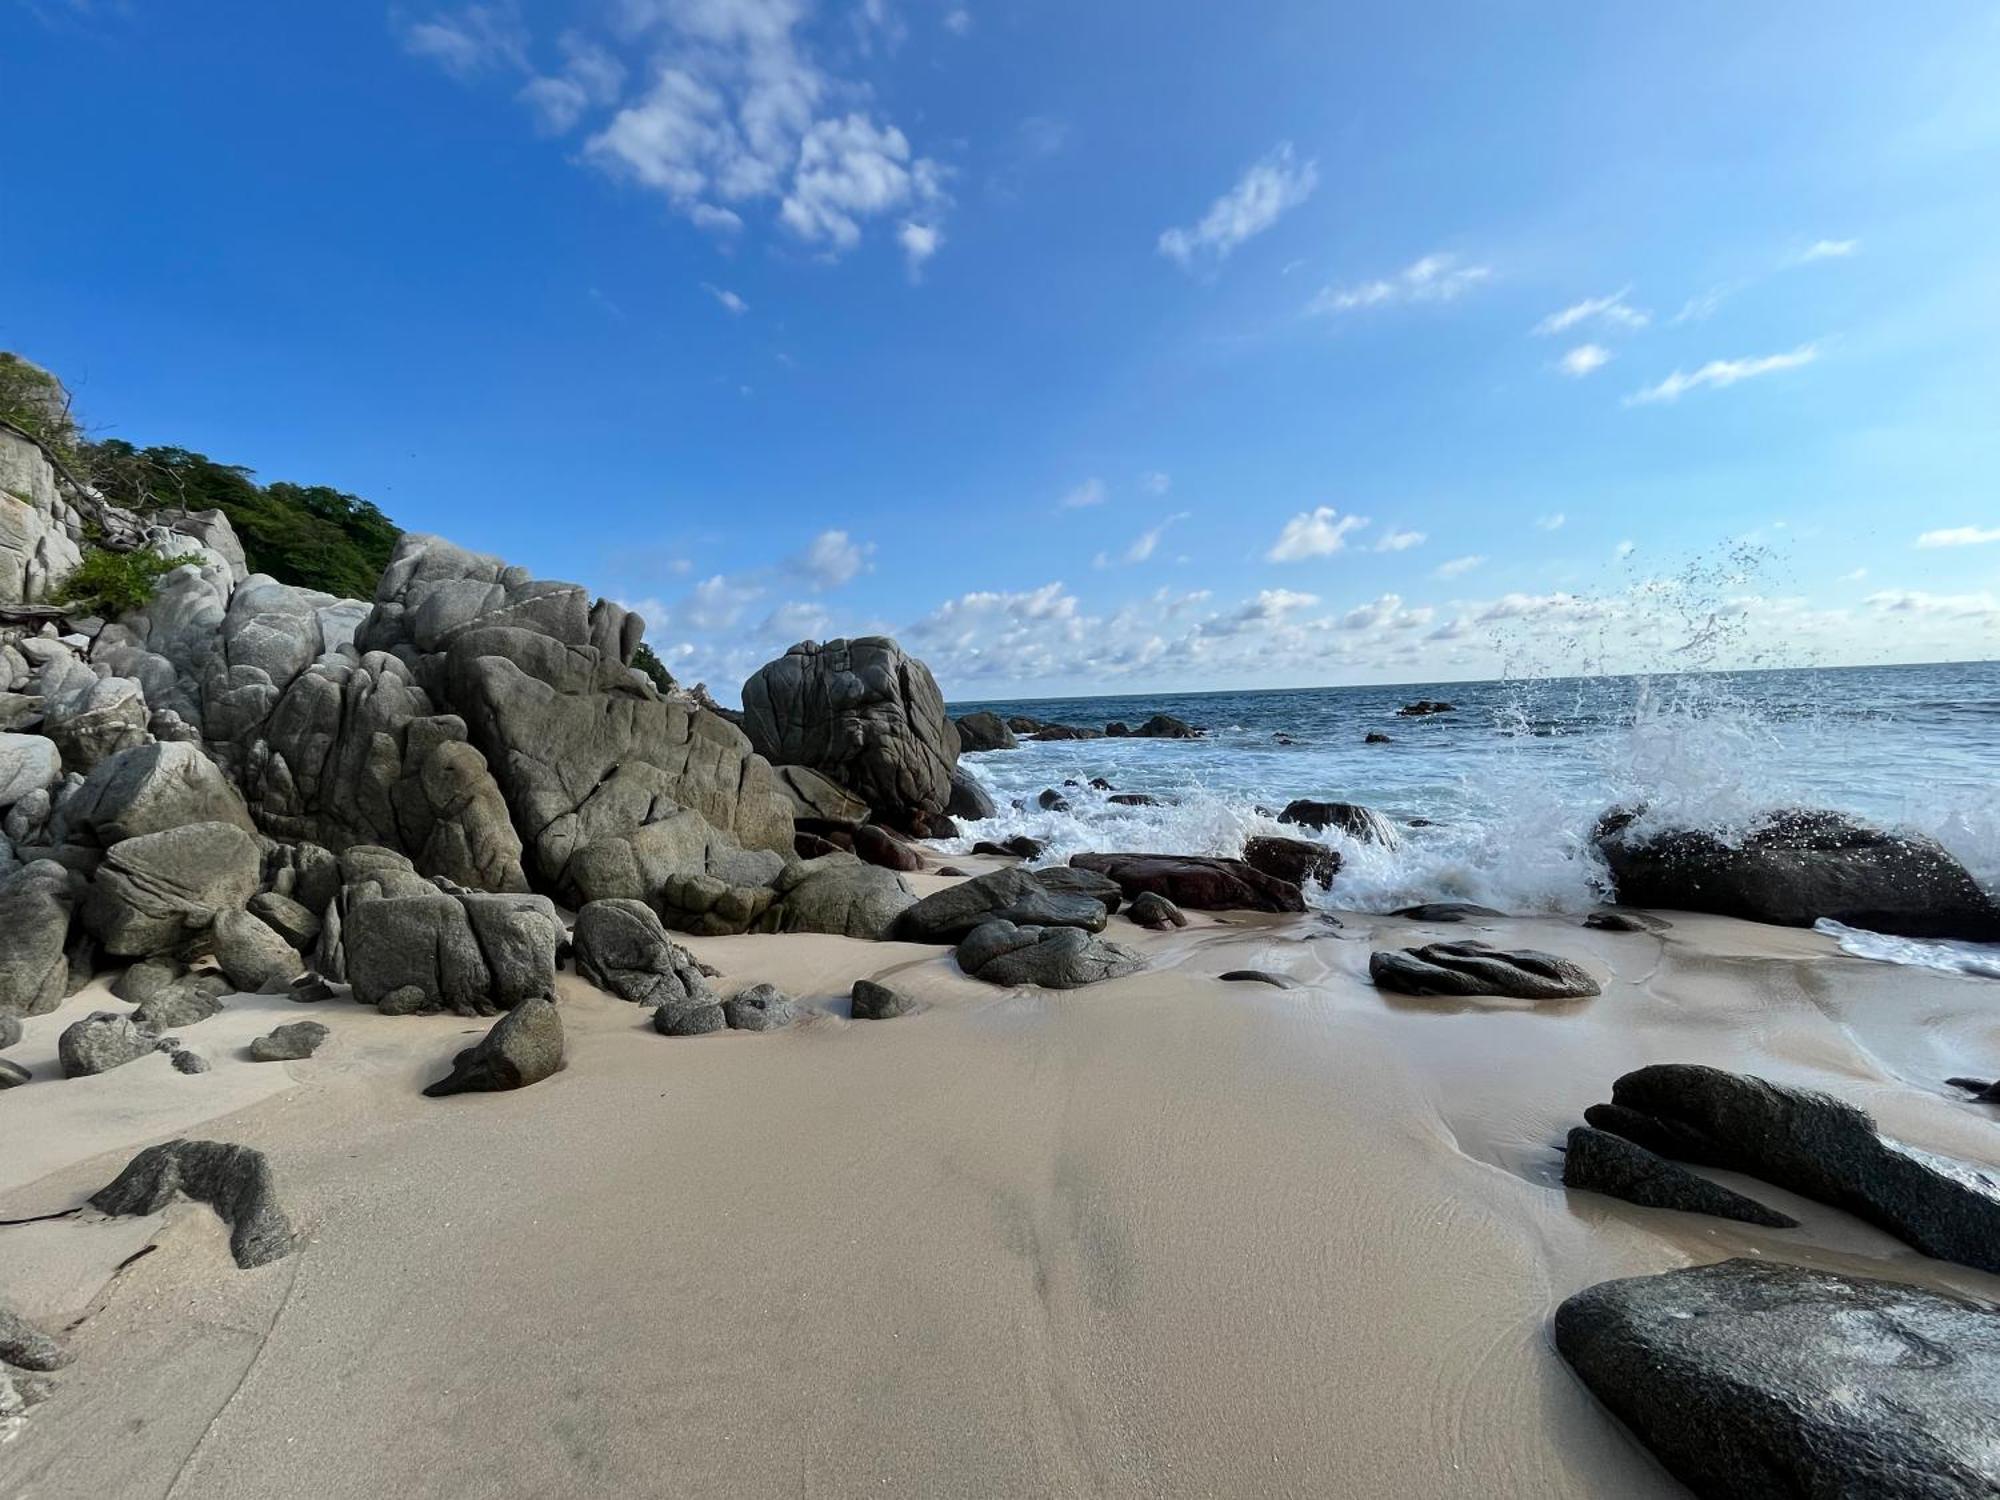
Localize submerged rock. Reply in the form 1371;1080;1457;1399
1218;970;1294;989
1595;807;2000;940
1555;1259;2000;1499
1369;941;1600;1001
423;996;564;1096
90;1139;297;1268
1562;1125;1796;1227
1586;1063;2000;1274
955;920;1145;989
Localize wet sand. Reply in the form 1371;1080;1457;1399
5;901;1999;1497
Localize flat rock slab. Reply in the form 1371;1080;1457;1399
1369;941;1600;1000
1555;1258;2000;1499
90;1139;297;1269
1585;1063;2000;1275
1562;1125;1796;1227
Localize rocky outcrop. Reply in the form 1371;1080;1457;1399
1242;835;1339;890
1585;1063;2000;1273
83;821;263;957
0;859;79;1017
741;636;958;830
954;711;1017;752
423;996;564;1096
1562;1125;1796;1227
897;867;1108;944
1370;941;1600;1001
955;920;1145;989
1555;1259;2000;1499
1276;799;1398;846
342;889;560;1016
1068;853;1305;914
571;899;719;1020
1595;808;2000;940
90;1139;298;1268
52;740;255;847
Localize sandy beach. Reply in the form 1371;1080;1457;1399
7;883;1998;1498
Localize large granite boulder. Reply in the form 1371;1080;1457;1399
342;889;560;1016
1242;835;1340;889
1369;941;1600;1001
1277;799;1398;846
0;428;83;604
1595;807;2000;940
955;920;1146;989
954;710;1017;752
0;732;59;809
53;740;255;846
423;996;564;1096
897;867;1108;944
211;908;304;993
741;636;959;830
770;763;869;824
571;899;718;1019
0;859;78;1017
1555;1259;2000;1499
764;853;915;940
1586;1063;2000;1274
84;821;263;957
1068;853;1305;913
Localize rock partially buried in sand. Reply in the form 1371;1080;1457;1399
1390;902;1503;923
1586;1063;2000;1274
211;908;305;994
0;1058;29;1088
723;983;798;1031
1948;1076;2000;1104
956;920;1146;989
1583;909;1672;933
0;1303;72;1372
1218;970;1295;989
1554;1259;2000;1499
171;1049;209;1075
850;978;915;1019
1370;941;1600;1001
572;899;717;1013
1127;890;1186;930
1562;1125;1796;1227
58;1012;170;1077
90;1139;297;1269
423;996;564;1097
249;1021;329;1062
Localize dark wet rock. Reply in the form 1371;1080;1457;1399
1554;1259;2000;1500
84;821;263;958
1585;1063;2000;1274
1583;909;1672;933
1277;800;1399;846
1242;835;1340;890
1127;890;1186;930
742;636;958;830
897;867;1108;944
1364;731;1392;744
1218;970;1295;989
1069;853;1306;914
850;978;915;1019
212;908;305;993
1369;941;1600;1000
58;1012;169;1077
853;822;924;873
1024;721;1102;741
0;1304;73;1372
289;972;335;1003
1037;787;1071;813
972;835;1043;860
945;766;997;822
0;1057;29;1088
249;1020;329;1062
1086;777;1113;791
1131;713;1199;739
0;859;79;1018
1562;1124;1797;1227
91;1138;297;1268
423;995;563;1096
1028;865;1124;915
955;920;1146;989
171;1049;210;1075
722;982;798;1031
1948;1077;2000;1104
1390;901;1504;923
1396;700;1455;716
1595;807;2000;941
954;710;1018;752
1107;792;1163;807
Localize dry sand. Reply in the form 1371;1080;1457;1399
5;897;2000;1497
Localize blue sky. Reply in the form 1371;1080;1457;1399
6;1;1999;700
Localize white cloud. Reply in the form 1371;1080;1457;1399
1916;525;2000;548
1533;288;1649;336
1307;253;1492;315
1625;344;1819;405
1614;539;1637;559
780;113;946;251
1373;528;1426;553
1060;478;1107;509
943;6;972;34
1266;505;1368;562
1140;471;1172;496
1433;554;1485;579
790;529;874;589
517;32;624;133
701;282;748;314
1535;512;1566;531
1674;287;1730;324
1558;344;1611;377
398;4;528;77
1157;142;1317;273
1796;238;1859;263
897;219;942;277
1866;589;2000;620
1095;512;1190;569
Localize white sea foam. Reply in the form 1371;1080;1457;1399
1815;920;2000;979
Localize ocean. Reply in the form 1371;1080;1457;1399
944;660;2000;931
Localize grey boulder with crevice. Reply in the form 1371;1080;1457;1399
956;920;1146;989
83;821;263;958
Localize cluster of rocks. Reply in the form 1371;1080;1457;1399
954;709;1201;747
1555;1063;2000;1495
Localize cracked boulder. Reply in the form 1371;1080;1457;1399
83;821;263;958
571;898;719;1021
343;889;560;1016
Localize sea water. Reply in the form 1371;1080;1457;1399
943;662;2000;955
